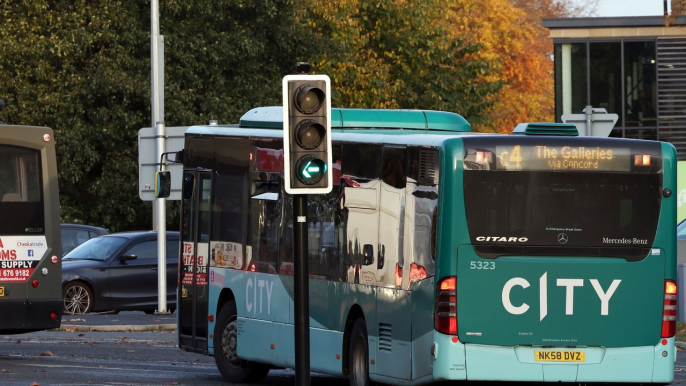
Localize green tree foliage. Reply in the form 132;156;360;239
0;0;320;231
0;0;504;231
304;0;502;127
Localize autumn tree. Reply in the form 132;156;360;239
302;0;503;127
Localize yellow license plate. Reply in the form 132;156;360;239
0;287;5;296
535;350;585;362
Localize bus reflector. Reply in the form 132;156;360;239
32;280;39;288
435;277;457;336
662;280;677;338
634;154;651;166
50;312;57;320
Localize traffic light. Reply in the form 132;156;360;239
282;74;332;194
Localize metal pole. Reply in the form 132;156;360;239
151;0;168;313
585;105;592;137
293;194;310;386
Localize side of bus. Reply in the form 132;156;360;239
0;125;62;334
177;126;457;385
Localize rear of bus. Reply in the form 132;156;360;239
433;133;676;383
0;126;62;334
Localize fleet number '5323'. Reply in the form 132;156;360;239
470;261;495;270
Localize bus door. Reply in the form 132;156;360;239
179;171;212;353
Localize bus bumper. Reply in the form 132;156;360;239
0;299;62;334
432;332;675;383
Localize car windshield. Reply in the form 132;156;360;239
678;220;686;240
63;236;127;261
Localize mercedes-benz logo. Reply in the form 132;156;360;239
557;233;569;244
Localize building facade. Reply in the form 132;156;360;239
543;16;686;157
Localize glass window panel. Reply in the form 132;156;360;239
126;241;157;260
590;42;622;116
624;41;657;128
624;128;658;141
555;43;588;120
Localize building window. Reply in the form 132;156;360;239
590;42;622;117
624;41;657;129
555;43;587;119
554;39;657;139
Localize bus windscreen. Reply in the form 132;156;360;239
462;137;663;261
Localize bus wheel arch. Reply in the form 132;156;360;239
214;299;269;383
215;288;235;318
62;281;94;314
342;304;365;378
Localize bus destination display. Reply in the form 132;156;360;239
495;145;631;172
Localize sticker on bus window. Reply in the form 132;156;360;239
210;241;243;269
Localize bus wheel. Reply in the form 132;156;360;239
214;300;269;383
63;282;93;314
349;318;370;386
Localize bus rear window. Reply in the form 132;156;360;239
0;145;44;235
463;170;661;261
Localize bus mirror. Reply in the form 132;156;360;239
363;244;374;266
155;171;171;198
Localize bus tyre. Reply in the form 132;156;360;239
63;282;93;314
349;318;370;386
214;300;269;383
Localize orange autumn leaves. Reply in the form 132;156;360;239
447;0;557;132
301;0;566;133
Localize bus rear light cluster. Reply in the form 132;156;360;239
435;276;457;336
662;280;677;338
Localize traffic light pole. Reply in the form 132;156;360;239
293;194;310;386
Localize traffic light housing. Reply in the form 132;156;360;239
283;74;332;194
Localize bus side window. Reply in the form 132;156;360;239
382;146;407;190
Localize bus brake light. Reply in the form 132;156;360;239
662;280;677;338
435;276;457;336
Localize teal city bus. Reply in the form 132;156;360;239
176;107;676;384
0;125;62;334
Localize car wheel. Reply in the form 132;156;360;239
63;282;93;314
214;300;270;383
348;318;370;386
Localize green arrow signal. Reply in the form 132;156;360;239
295;155;326;185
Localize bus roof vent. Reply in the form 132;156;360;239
512;122;579;136
239;106;471;132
